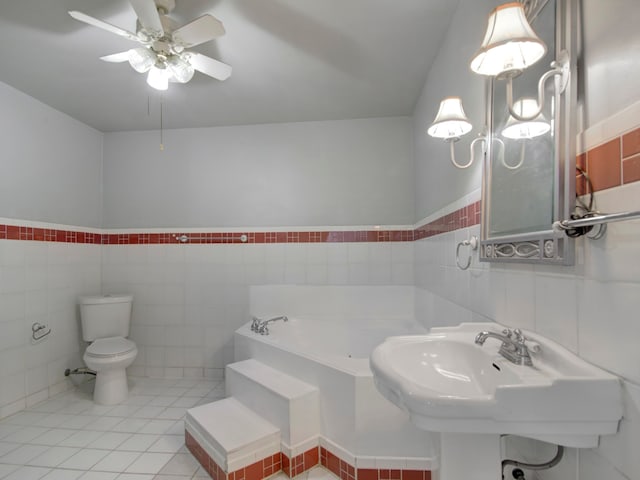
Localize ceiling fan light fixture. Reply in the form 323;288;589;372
147;65;169;91
128;47;155;73
167;55;195;83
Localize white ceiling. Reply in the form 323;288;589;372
0;0;459;132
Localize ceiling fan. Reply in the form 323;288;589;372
69;0;232;91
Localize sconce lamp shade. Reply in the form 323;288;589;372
470;2;547;77
427;97;473;140
501;98;551;139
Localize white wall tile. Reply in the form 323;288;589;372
578;280;640;383
534;275;579;353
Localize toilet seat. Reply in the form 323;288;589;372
86;336;136;358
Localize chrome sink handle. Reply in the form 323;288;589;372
475;329;534;366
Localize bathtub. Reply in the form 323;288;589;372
233;316;437;463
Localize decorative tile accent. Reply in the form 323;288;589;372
586;138;622;192
622;127;640;158
581;126;640;193
623;154;640;184
413;201;481;240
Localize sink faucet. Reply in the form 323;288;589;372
475;328;534;366
251;315;288;335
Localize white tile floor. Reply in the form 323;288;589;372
0;377;224;480
0;378;338;480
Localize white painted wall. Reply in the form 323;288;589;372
0;82;103;228
102;117;414;228
413;0;498;221
412;1;640;479
581;0;640;128
0;81;103;418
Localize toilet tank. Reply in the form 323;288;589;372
79;294;133;342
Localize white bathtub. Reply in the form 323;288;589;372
233;316;437;461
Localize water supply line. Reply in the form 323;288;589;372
502;444;564;479
64;367;96;377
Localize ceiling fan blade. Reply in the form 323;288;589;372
129;0;164;38
100;51;131;63
188;52;232;81
172;14;225;48
69;11;139;42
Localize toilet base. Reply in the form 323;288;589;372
93;368;129;405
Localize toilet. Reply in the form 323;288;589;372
79;294;137;405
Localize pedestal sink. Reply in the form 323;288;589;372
370;322;622;480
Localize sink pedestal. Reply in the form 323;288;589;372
439;433;501;480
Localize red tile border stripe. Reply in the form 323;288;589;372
0;217;476;245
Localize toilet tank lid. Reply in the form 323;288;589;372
79;294;133;305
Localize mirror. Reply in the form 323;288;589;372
480;0;577;265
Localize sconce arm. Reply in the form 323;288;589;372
500;139;527;170
448;135;486;169
506;50;571;122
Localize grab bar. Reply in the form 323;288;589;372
173;234;248;243
554;210;640;229
554;210;640;239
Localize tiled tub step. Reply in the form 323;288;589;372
185;397;281;475
226;359;320;448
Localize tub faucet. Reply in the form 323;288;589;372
474;328;534;366
256;315;288;335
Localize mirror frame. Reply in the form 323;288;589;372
480;0;578;265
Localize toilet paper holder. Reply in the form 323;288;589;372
32;322;51;341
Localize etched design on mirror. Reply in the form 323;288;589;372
483;238;556;259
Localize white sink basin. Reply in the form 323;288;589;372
370;322;622;448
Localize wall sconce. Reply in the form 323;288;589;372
427;97;486;169
470;2;570;122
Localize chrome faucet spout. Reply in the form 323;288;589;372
475;328;535;366
253;315;289;335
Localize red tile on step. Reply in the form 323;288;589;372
304;447;319;468
401;471;424;480
390;470;401;480
245;460;262;480
326;452;340;476
358;469;378;480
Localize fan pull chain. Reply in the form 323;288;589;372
160;94;164;151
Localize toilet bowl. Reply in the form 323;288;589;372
79;294;137;405
84;336;138;405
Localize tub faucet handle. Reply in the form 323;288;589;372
251;316;261;332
